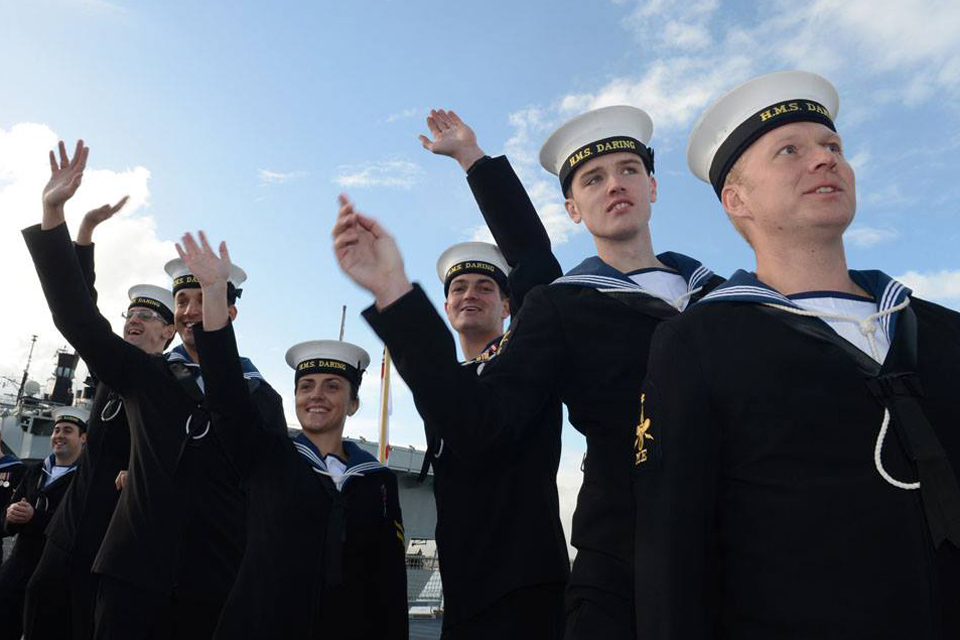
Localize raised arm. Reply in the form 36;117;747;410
633;321;720;639
75;197;129;304
420;109;561;311
334;195;562;460
178;232;271;475
24;140;147;393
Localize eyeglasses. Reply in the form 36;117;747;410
121;309;168;324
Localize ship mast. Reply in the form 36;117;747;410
16;335;38;403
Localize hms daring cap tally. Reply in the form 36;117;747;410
285;341;371;388
436;241;510;297
127;284;175;324
687;70;839;199
52;406;90;432
539;105;654;195
164;257;248;302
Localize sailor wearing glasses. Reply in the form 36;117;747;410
23;285;175;640
22;138;286;640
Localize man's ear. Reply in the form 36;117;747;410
80;432;88;445
500;298;510;321
162;324;176;341
228;305;238;321
565;197;582;224
648;174;658;204
722;183;749;224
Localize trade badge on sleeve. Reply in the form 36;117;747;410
635;393;655;466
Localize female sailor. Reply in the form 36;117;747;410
176;230;407;640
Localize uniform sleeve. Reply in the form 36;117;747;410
22;223;146;394
466;155;562;313
2;466;36;536
363;283;562;463
378;473;409;640
634;321;720;639
74;241;98;304
252;382;289;437
193;322;272;477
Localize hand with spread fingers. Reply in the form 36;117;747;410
42;139;89;229
77;196;130;245
418;109;485;172
332;194;412;308
176;231;232;330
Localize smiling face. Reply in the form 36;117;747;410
564;151;657;244
124;306;175;354
295;372;359;437
50;422;86;465
443;273;509;337
174;288;236;352
722;121;856;247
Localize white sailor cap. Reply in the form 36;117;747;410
164;257;248;302
285;340;371;388
127;284;175;324
51;406;90;432
436;241;511;296
687;70;839;199
539;105;654;194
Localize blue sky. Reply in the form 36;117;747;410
3;0;960;546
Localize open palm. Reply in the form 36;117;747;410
43;140;89;210
419;109;477;157
177;231;232;288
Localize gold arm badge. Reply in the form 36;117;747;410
635;393;654;466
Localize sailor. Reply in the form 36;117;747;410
24;283;174;640
633;70;960;638
0;407;87;640
21;139;287;640
335;104;723;639
420;108;563;314
176;230;407;639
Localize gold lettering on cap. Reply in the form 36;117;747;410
446;261;497;280
173;275;199;287
805;102;829;117
298;359;348;371
568;147;593;168
759;102;801;122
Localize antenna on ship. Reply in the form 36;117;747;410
339;305;347;341
15;335;38;403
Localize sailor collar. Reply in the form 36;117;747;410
166;345;264;381
553;251;714;295
293;434;386;490
698;269;911;341
0;454;23;471
42;453;79;482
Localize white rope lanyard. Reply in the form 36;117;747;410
763;298;918;491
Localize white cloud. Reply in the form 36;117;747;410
386;108;421;123
896;269;960;304
848;148;871;177
0;123;173;391
333;160;424;189
844;224;899;248
258;169;307;186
